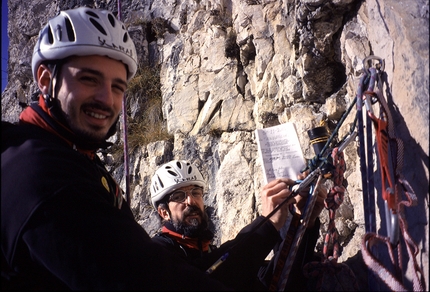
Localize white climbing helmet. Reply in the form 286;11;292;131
150;160;207;208
31;6;137;81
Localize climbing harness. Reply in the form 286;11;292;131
356;56;425;291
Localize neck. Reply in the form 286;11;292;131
19;95;112;158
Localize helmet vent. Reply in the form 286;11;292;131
86;11;99;18
167;170;179;177
64;16;75;41
47;25;54;44
187;166;193;174
156;175;164;188
89;18;107;36
107;14;116;27
123;32;129;43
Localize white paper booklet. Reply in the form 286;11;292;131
255;123;306;184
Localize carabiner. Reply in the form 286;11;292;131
291;168;321;194
363;55;385;75
384;201;399;246
338;131;358;153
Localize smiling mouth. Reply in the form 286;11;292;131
85;110;107;120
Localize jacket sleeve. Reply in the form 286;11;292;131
193;216;282;291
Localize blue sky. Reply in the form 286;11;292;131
2;0;9;92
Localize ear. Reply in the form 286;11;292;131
157;206;170;220
36;64;52;94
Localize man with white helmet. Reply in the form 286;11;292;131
150;160;327;290
1;7;232;290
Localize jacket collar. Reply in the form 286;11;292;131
19;95;112;159
161;224;213;252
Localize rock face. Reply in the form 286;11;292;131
2;0;428;290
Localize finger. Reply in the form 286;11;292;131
272;188;295;205
266;177;296;188
263;179;296;197
297;169;310;180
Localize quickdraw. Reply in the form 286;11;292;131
363;65;399;245
356;56;425;291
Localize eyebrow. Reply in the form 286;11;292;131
80;68;128;88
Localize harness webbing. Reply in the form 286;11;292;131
268;212;301;290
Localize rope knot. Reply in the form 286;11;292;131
325;186;344;211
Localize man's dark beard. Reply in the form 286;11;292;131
171;205;209;238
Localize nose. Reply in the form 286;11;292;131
185;193;197;205
94;83;115;107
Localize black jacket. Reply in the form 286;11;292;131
153;217;281;291
1;103;231;290
153;216;321;291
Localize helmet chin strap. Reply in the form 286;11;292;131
44;63;58;105
43;63;68;124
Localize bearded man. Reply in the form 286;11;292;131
150;160;326;291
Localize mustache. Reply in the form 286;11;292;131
183;205;203;218
82;102;115;116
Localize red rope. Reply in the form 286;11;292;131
323;147;345;262
302;149;359;291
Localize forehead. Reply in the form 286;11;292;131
63;55;127;78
